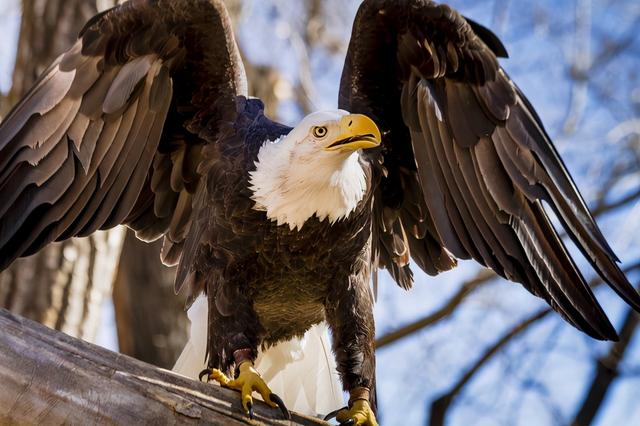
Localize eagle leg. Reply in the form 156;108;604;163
200;361;290;420
324;269;378;425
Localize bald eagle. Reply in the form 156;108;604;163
1;0;639;424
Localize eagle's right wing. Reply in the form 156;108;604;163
339;0;640;340
0;0;246;271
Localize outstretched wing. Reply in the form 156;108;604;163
339;0;640;340
0;0;246;270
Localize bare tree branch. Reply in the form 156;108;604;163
571;307;639;426
563;0;592;134
563;12;640;134
375;270;496;349
427;260;640;426
428;309;552;426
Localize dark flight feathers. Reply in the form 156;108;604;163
339;0;640;340
0;0;246;270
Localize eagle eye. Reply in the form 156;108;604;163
312;126;328;139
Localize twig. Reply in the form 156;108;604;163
428;308;551;426
571;308;639;426
375;269;496;349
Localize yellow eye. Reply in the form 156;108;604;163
312;126;328;138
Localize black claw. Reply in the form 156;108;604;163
198;368;211;382
269;393;291;419
339;419;356;426
324;407;348;421
247;401;254;420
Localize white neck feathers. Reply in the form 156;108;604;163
249;137;367;230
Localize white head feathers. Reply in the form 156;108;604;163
249;110;369;230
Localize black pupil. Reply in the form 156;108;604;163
316;127;325;136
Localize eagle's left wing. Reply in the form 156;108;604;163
0;0;246;279
339;0;640;340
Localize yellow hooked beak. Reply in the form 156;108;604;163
324;114;382;152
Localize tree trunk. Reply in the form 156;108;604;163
0;1;125;343
0;308;325;425
1;0;98;115
112;231;188;369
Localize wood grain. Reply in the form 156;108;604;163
0;309;327;425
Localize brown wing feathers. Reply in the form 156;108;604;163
341;0;640;339
0;0;245;270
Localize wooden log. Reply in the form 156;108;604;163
0;309;327;425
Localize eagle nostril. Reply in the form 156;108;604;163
348;120;353;127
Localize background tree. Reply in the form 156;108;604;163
0;0;123;344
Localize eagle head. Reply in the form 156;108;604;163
249;110;382;230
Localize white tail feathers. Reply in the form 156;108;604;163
172;294;209;380
172;296;345;416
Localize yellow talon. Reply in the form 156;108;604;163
335;399;379;426
208;369;232;386
206;361;280;417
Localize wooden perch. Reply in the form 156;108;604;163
0;309;327;425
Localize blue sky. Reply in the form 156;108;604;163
0;0;19;93
1;1;639;425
